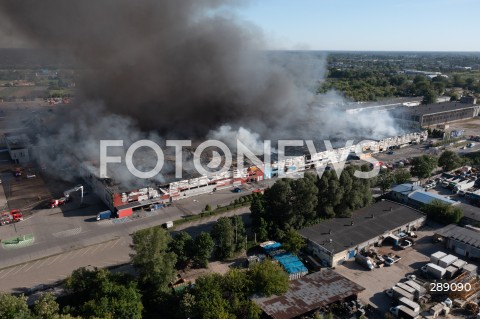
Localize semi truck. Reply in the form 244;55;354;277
0;210;24;225
96;210;113;221
389;305;418;319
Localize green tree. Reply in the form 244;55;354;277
248;260;289;297
211;217;235;259
169;231;193;267
377;170;395;194
64;268;143;319
317;166;372;218
422;89;437;105
410;155;437;179
204;204;212;212
230;215;247;252
422;200;464;224
192;232;215;268
393;167;412;184
34;293;59;319
438;150;462;171
254;217;269;243
193;274;230;319
0;293;31;319
282;229;306;254
130;227;177;302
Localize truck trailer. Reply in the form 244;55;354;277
96;210;112;221
422;263;446;279
398;297;420;313
391;286;415;301
404;280;426;297
390;305;418;319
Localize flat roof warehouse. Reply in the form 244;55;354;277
299;200;425;255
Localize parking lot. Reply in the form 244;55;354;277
335;226;441;315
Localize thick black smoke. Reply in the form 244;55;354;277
0;0;312;138
1;1;401;185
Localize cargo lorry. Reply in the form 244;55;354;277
422;263;446;279
96;210;113;221
389;305;418;319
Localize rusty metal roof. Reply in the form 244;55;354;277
252;270;365;319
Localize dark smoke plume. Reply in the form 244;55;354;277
0;0;312;138
1;0;400;185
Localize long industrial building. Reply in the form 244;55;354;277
299;200;426;267
82;131;428;218
390;101;480;128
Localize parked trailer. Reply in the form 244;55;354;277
398;297;420;313
96;210;112;221
404;280;426;297
423;263;446;279
396;283;416;296
392;286;415;301
438;254;458;268
430;251;447;265
390;305;418;319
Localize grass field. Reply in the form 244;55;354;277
0;86;48;98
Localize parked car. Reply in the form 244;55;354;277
399;239;413;250
384;256;395;266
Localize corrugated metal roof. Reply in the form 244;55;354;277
436;224;480;247
252;270;365;319
298;200;425;254
391;183;424;195
408;191;457;205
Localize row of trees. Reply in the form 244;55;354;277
319;64;480;102
251;166;374;242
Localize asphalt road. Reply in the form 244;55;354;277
0;206;249;293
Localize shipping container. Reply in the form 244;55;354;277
398;297;420;313
404;280;426;297
438;254;458;268
451;259;467;270
423;263;446;279
392;286;415;301
430;251;447;265
117;208;133;218
396;283;416;295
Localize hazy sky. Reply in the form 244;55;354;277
1;0;479;52
238;0;480;51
